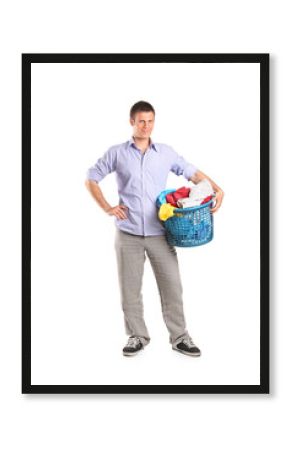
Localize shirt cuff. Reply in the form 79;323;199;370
184;164;198;180
86;168;104;183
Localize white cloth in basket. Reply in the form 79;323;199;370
177;178;214;208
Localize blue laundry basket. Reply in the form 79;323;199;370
156;190;214;247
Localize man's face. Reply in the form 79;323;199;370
130;111;155;139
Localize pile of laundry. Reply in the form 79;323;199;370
158;178;215;222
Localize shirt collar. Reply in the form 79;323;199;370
128;136;158;152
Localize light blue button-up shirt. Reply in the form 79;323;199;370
86;137;198;236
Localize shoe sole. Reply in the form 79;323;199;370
172;348;201;357
123;348;144;357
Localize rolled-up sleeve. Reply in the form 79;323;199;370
86;146;117;183
170;148;198;180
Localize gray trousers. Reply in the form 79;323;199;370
114;229;190;346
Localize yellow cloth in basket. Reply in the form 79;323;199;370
158;203;176;221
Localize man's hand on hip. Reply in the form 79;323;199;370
106;205;128;220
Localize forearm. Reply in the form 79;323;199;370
190;170;223;194
85;180;112;212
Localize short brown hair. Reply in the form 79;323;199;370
130;101;155;120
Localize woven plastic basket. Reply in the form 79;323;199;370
157;191;214;247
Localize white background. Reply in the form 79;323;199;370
31;62;260;385
0;0;287;449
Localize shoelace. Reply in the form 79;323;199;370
182;337;196;348
126;337;141;348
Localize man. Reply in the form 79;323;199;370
85;101;224;357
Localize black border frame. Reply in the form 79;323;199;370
22;53;269;394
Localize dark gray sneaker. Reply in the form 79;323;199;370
123;336;144;356
172;337;201;357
